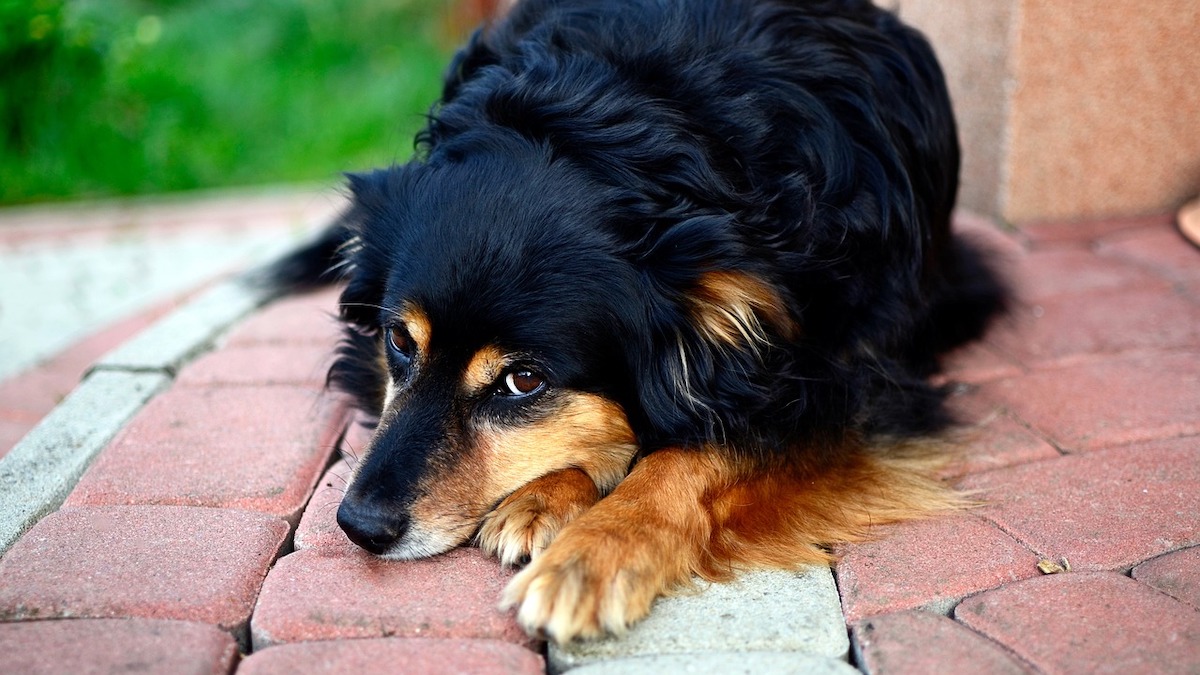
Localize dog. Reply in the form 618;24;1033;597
270;0;1007;643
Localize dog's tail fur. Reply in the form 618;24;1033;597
256;223;350;294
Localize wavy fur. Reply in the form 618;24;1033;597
268;0;1008;642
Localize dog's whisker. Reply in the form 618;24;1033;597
337;301;405;322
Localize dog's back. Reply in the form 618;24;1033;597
424;0;1003;441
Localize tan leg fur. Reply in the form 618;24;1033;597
501;444;963;643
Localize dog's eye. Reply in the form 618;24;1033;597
500;370;545;397
387;326;415;362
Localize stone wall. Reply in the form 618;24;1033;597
897;0;1200;225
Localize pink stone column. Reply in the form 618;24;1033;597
898;0;1200;226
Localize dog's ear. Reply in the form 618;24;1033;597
324;167;415;419
620;217;801;447
334;167;414;329
685;270;797;355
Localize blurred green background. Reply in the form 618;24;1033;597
0;0;458;204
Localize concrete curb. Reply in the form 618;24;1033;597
549;567;849;673
567;652;861;675
0;371;170;552
93;277;277;376
0;274;280;555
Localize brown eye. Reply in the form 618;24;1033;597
501;370;545;397
387;327;414;362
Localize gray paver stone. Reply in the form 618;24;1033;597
549;566;848;673
94;276;274;375
0;370;170;553
567;652;860;675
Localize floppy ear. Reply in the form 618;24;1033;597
325;167;412;419
621;217;801;448
627;273;801;448
335;167;414;328
685;270;799;355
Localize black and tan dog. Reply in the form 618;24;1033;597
272;0;1007;642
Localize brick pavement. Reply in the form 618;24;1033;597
0;210;1197;673
0;187;337;458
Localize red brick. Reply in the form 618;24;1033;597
21;282;199;386
0;367;79;418
1185;279;1200;304
1010;249;1170;302
0;366;77;457
0;506;288;635
0;290;199;459
959;439;1200;571
224;289;343;347
341;414;375;459
294;459;355;552
54;285;201;373
175;343;332;388
940;386;1060;477
982;350;1200;451
1098;225;1200;283
952;210;1029;260
852;611;1032;674
1019;214;1171;247
937;342;1025;385
0;618;239;675
942;417;1060;479
250;547;532;650
1132;545;1200;612
0;419;33;459
294;416;375;549
66;386;350;521
955;572;1200;675
985;288;1200;368
835;514;1040;623
0;189;335;243
239;638;543;675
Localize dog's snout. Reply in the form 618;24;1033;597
337;498;409;555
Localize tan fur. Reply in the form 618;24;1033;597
401;304;433;356
462;345;509;394
688;271;799;351
401;392;637;560
394;425;491;557
478;467;601;566
479;393;638;495
503;441;964;642
701;443;965;576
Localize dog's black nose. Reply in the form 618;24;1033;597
337;498;408;555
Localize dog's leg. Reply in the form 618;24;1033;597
479;467;602;566
500;448;725;642
501;445;960;642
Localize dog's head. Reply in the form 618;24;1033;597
326;135;799;558
332;139;644;559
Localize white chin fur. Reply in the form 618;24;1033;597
377;524;467;560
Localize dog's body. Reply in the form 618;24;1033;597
275;0;1007;641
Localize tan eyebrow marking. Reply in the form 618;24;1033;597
463;345;509;394
399;304;432;356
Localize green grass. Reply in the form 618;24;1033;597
0;0;455;204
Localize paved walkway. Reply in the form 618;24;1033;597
0;188;339;456
0;199;1197;674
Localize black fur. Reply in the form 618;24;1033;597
273;0;1007;464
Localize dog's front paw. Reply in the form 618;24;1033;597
500;518;676;643
478;468;600;566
